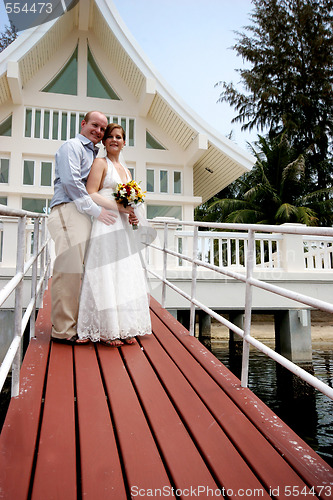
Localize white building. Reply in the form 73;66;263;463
0;0;254;222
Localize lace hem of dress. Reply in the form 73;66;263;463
78;326;152;343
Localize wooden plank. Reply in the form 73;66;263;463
97;344;172;496
139;330;271;498
149;298;333;497
31;342;76;500
121;342;218;496
74;344;127;499
0;284;51;500
149;306;316;499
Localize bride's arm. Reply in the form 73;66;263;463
86;159;134;215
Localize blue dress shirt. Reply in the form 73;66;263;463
50;134;101;218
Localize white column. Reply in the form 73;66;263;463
279;223;306;271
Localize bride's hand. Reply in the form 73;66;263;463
129;212;139;226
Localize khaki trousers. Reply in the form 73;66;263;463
47;203;92;339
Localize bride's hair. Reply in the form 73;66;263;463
103;123;126;142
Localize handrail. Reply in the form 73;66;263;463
0;206;51;397
163;219;333;236
0;204;47;218
146;218;333;401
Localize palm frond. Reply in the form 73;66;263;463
225;209;265;224
281;155;305;183
302;187;333;202
275;203;299;221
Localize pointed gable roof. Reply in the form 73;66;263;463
0;0;255;202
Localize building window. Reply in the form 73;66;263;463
23;160;34;185
113;117;135;146
24;108;135;146
42;46;78;95
22;198;52;214
128;119;135;147
34;109;41;138
43;110;50;139
52;111;59;140
127;167;135;180
0;229;3;262
146;130;166;150
147;205;182;220
160;170;168;193
41;162;53;186
87;46;119;100
146;169;155;192
173;171;182;194
25;109;32;137
0;197;7;205
0;115;12;136
70;113;76;139
0;159;9;183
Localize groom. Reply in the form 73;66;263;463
48;111;117;344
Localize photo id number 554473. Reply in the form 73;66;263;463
5;3;53;14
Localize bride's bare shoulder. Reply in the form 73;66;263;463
91;157;107;171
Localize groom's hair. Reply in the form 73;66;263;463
103;123;126;142
83;111;107;124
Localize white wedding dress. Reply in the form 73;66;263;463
77;157;152;342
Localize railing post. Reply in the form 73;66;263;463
189;226;199;336
40;217;48;300
30;217;39;339
11;216;26;397
241;229;255;388
161;223;168;308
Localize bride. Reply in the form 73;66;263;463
77;123;152;346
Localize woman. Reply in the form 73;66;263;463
77;124;152;346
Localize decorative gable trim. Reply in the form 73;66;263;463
92;3;145;99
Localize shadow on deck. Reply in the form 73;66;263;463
1;286;333;499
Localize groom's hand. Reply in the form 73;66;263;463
97;207;117;225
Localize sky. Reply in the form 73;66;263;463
0;0;259;150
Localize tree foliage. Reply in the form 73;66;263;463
195;134;333;226
0;24;18;53
216;0;333;190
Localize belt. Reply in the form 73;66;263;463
51;202;68;211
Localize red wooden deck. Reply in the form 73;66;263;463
1;285;333;499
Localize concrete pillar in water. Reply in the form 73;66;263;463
275;309;312;363
229;312;244;356
177;309;190;331
198;311;212;350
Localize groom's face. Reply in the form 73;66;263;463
81;112;108;145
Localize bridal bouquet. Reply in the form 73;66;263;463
114;180;145;228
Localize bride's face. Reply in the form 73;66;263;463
104;128;125;154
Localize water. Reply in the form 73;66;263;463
212;339;333;468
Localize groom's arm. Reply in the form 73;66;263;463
56;141;116;225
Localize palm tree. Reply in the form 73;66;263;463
201;134;333;227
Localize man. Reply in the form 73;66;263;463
48;111;116;344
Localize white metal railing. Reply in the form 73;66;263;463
176;230;282;269
146;219;333;401
303;236;333;269
0;205;51;397
24;107;136;145
174;229;333;271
